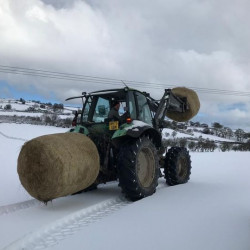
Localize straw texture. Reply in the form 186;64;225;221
166;87;200;122
17;133;100;202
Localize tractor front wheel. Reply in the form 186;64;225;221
164;147;191;185
117;136;159;201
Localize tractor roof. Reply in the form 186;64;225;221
89;87;152;98
65;87;150;101
90;88;128;97
65;88;128;101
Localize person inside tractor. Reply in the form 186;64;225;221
108;100;128;123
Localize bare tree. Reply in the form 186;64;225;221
188;141;196;151
235;129;245;142
172;131;177;138
4;104;12;110
212;122;223;136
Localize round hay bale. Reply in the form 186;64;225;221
17;133;100;202
166;87;200;122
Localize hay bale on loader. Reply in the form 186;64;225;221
17;133;100;202
166;87;200;122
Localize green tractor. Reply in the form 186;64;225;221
67;87;200;201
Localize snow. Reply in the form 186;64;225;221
0;111;45;117
163;128;235;142
0;100;37;111
192;131;235;142
63;107;79;114
0;123;68;141
0;123;250;250
50;152;250;250
0;110;74;120
5;103;28;111
124;120;151;131
0;100;76;120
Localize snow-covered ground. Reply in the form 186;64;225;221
162;128;235;142
0;99;77;118
0;123;249;250
0;111;45;117
0;100;40;111
0;112;75;120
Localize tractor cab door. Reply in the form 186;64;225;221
82;96;110;123
93;97;110;123
82;94;128;124
128;91;153;126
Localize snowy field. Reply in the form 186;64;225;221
0;99;76;119
163;128;236;142
0;111;46;117
0;123;250;250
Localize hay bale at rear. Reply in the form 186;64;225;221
166;87;200;122
17;133;100;202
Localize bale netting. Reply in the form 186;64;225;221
17;133;100;202
166;87;200;122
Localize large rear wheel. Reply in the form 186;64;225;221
164;147;191;185
117;136;159;201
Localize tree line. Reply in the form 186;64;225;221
163;137;250;152
0;114;72;128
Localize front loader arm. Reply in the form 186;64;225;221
153;89;188;129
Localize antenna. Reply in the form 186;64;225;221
121;80;129;88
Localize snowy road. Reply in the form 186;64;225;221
0;124;250;250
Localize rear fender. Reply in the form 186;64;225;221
112;120;162;148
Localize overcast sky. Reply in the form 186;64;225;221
0;0;250;129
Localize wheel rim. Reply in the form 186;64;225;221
177;156;188;179
137;147;155;188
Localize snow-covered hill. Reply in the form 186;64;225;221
0;98;79;129
0;98;77;116
162;127;235;142
0;123;249;250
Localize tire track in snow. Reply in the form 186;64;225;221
0;182;118;217
0;181;166;217
3;196;132;250
0;199;41;216
3;182;167;250
0;131;27;142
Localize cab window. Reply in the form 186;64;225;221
82;102;90;122
93;97;110;122
127;91;136;119
135;92;153;126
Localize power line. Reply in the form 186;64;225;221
0;65;250;97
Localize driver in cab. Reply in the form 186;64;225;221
108;101;128;123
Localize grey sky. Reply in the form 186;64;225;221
0;0;250;129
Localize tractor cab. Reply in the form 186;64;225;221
81;88;128;125
82;88;153;127
67;87;154;129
